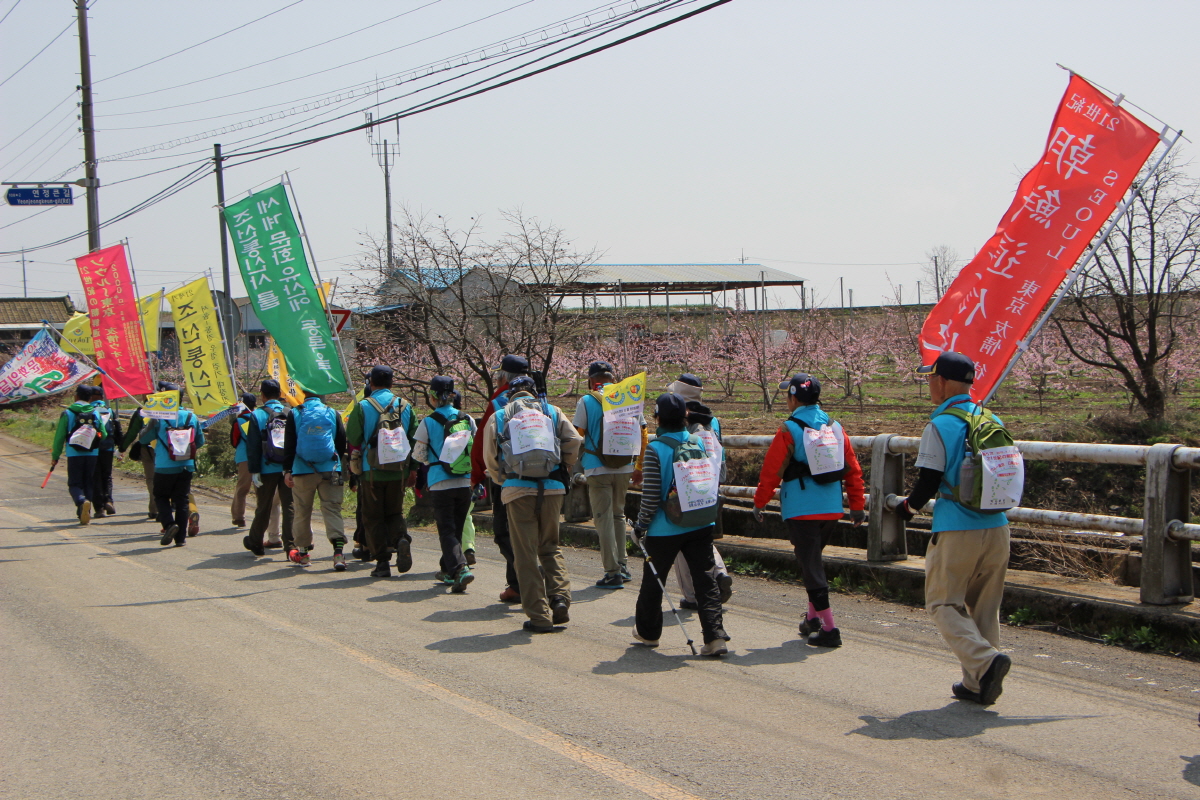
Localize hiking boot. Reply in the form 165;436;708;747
799;617;821;637
499;586;520;603
242;535;265;557
952;682;983;704
700;639;729;657
187;512;200;537
79;501;91;525
808;627;842;648
352;545;370;561
978;654;1011;706
104;502;116;515
265;538;283;549
522;620;555;634
371;561;391;578
333;553;347;572
633;631;659;648
395;540;412;573
595;573;624;589
94;507;105;519
679;599;699;611
550;596;570;625
434;571;451;584
717;573;733;603
233;518;246;528
464;549;476;566
451;567;475;594
160;525;178;546
174;539;185;547
619;566;633;582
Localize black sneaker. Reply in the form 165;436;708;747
978;654;1011;706
353;546;371;561
799;617;821;637
550;596;570;625
679;599;699;610
717;573;733;603
952;682;983;703
451;567;474;594
523;620;555;634
160;524;179;546
619;566;633;582
103;502;116;515
808;627;842;648
595;573;624;589
242;535;265;557
371;561;391;578
396;540;412;573
464;549;476;566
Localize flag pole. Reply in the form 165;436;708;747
40;322;146;408
981;125;1183;406
205;269;242;396
281;174;356;393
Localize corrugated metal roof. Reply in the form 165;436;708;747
570;264;803;287
0;296;75;325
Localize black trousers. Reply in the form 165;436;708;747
787;518;838;611
489;479;518;591
66;455;97;508
92;448;114;509
431;486;471;574
249;472;294;550
360;477;408;563
635;525;727;644
154;471;193;541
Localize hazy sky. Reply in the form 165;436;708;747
3;0;1199;311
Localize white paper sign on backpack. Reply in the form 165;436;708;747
440;429;472;465
377;426;411;464
801;422;844;475
980;445;1023;510
168;427;194;459
601;405;640;456
673;457;718;511
696;428;723;470
509;409;555;455
68;424;97;449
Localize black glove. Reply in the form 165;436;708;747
631;526;645;544
895;498;916;522
849;508;865;527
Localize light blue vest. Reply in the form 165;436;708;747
579;393;609;472
423;405;467;489
928;394;1009;533
253;400;287;474
646;430;714;537
494;401;566;491
359;390;412;475
234;412;251;464
779;405;845;519
291;398;340;475
153;409;200;473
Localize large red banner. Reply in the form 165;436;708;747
74;244;153;398
920;75;1160;400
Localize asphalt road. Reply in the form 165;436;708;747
2;432;1198;800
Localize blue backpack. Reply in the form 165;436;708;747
295;403;337;467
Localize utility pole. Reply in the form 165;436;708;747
839;277;844;309
365;113;399;270
917;280;921;305
76;0;99;252
20;250;27;297
932;255;940;299
213;143;237;352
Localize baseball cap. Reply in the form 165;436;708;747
654;392;687;423
508;375;537;394
259;378;280;395
368;365;394;384
587;360;615;378
916;352;976;383
430;375;454;394
494;354;529;374
240;392;257;408
778;372;821;403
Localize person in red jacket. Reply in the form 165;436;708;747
753;373;865;647
469;354;529;603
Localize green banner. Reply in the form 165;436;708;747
222;184;347;395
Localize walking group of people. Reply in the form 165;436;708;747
51;349;1013;703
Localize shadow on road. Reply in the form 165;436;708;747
424;605;516;623
849;703;1092;740
187;551;278;573
87;589;277;608
0;538;79;548
728;640;825;666
425;631;531;654
592;646;688;675
366;584;445;603
296;575;378;589
1182;755;1200;786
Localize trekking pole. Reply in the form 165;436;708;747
627;518;697;655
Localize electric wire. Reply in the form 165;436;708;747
0;207;54;231
7;121;78;179
94;0;306;84
0;104;78;173
0;18;74;89
0;0;24;27
23;131;81;178
0;90;76;155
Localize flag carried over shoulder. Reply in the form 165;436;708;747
74;243;154;398
222;183;347;395
919;75;1162;400
63;290;163;356
0;329;97;405
167;276;238;416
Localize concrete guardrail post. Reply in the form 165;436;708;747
1140;442;1195;605
868;434;908;562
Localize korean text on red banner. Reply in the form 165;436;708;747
74;243;154;397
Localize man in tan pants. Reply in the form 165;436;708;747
282;392;347;570
897;352;1012;706
483;376;582;633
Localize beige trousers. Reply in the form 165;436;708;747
924;525;1010;692
233;461;252;523
507;494;569;626
587;471;630;575
291;472;345;551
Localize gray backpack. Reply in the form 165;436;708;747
496;395;561;479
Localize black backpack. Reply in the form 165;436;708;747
261;406;289;464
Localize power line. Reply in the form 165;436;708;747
0;0;24;27
7;121;79;179
0;105;78;173
94;0;307;84
0;90;76;155
0;18;73;89
0;207;54;231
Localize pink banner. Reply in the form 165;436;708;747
74;244;153;397
919;75;1161;399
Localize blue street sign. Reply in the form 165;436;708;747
5;186;73;206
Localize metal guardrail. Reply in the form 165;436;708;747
703;434;1197;606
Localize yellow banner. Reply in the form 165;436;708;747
166;277;238;416
144;390;181;420
600;371;647;412
63;292;162;356
341;386;365;423
265;336;303;407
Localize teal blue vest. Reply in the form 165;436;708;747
646;430;714;537
928;395;1009;533
779;405;845;519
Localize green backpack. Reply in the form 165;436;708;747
430;411;474;475
661;434;720;528
938;406;1024;512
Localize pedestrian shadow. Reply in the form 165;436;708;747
727;640;820;666
87;589;276;607
423;605;515;623
848;703;1093;741
186;551;272;573
592;646;689;675
608;615;636;628
365;584;444;603
425;631;530;654
0;540;78;549
296;576;378;589
1182;755;1200;787
97;546;163;558
569;585;630;605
